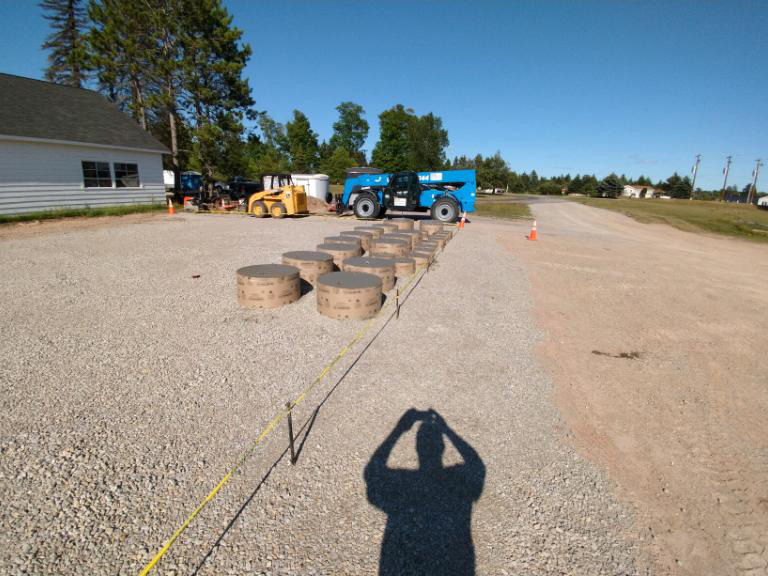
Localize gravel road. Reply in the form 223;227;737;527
0;213;644;575
507;200;768;576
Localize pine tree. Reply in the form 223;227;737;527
40;0;89;87
286;110;319;173
178;0;253;191
89;0;154;129
597;174;623;198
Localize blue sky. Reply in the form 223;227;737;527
1;0;766;190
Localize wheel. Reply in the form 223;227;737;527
270;202;287;218
353;192;380;220
251;200;267;217
430;196;459;223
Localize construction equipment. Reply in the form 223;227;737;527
337;168;477;223
247;173;308;219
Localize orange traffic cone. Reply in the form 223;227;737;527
527;220;537;241
458;211;466;229
167;198;174;216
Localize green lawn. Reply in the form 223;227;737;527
0;203;167;225
474;196;532;220
570;197;768;242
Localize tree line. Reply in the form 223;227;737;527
41;1;758;200
40;0;451;190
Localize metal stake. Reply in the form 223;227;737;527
285;401;296;465
396;288;400;319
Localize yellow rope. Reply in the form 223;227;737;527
138;264;429;575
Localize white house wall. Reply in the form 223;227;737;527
0;139;165;215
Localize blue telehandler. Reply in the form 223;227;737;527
337;168;477;223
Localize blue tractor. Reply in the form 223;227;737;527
338;168;477;223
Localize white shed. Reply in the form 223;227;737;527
291;173;330;202
0;73;168;215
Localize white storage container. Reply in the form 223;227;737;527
291;173;330;202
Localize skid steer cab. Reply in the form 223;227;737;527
247;173;308;219
338;168;476;223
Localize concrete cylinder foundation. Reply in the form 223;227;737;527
237;264;300;309
316;271;383;320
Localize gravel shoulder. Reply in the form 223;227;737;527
504;201;768;576
1;212;642;575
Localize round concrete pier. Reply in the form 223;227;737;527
380;233;414;252
370;238;409;257
411;252;431;268
282;251;334;285
236;264;300;309
316;243;362;268
354;226;384;239
342;256;396;291
340;230;374;252
388;217;415;231
420;219;443;237
324;235;362;248
316;271;382;320
389;256;416;277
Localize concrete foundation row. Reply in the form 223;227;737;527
236;218;455;319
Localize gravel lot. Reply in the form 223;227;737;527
0;213;644;575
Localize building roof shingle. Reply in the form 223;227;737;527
0;73;168;153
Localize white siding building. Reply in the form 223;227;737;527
0;74;168;215
621;184;665;199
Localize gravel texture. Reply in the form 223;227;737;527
0;213;644;575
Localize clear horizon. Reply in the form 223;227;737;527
0;0;765;190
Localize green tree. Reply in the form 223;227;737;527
371;104;413;172
323;147;356;184
41;0;90;87
569;174;584;195
178;0;253;190
537;181;562;195
245;113;290;175
89;0;154;129
476;152;508;189
451;155;476;170
286;110;319;173
407;112;449;170
597;173;623;198
670;175;693;199
329;101;368;163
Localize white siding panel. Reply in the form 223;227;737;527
0;140;165;215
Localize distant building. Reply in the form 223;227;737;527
621;184;664;199
0;73;168;215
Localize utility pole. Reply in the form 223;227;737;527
720;155;732;201
689;154;701;200
747;158;763;204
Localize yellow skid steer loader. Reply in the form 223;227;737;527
247;173;308;218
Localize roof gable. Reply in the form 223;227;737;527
0;73;168;153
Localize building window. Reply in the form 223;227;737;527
82;161;112;188
114;163;140;188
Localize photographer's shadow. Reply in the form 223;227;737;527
364;409;485;576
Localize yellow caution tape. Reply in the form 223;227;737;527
139;264;428;575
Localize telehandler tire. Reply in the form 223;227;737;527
353;192;380;220
430;196;459;223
